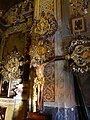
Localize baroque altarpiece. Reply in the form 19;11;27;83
0;0;90;120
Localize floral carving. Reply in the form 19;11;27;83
29;39;55;66
30;11;58;39
0;48;24;97
69;39;90;73
0;50;23;80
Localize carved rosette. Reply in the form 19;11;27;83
30;11;57;38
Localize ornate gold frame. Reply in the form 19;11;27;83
71;16;86;33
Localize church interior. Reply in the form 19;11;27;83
0;0;90;120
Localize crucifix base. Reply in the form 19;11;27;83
27;112;52;120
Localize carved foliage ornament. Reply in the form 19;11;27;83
29;39;55;66
29;12;57;66
30;12;58;39
0;50;24;80
69;39;90;73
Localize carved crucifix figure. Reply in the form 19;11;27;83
32;62;48;112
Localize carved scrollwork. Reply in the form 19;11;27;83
0;50;24;80
29;12;57;66
52;37;90;74
0;48;24;97
29;39;55;66
69;39;90;73
30;11;58;39
71;45;90;67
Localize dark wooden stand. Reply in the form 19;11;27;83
27;112;52;120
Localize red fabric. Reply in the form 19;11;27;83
27;112;45;120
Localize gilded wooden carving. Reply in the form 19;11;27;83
0;48;24;97
29;12;58;112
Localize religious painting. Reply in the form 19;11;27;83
71;16;86;33
0;79;9;98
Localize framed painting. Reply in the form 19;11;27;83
0;79;9;98
71;16;86;33
0;98;15;120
